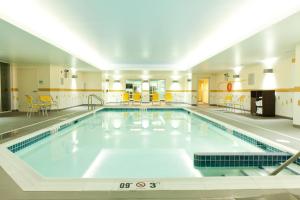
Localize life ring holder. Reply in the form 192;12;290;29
227;82;233;92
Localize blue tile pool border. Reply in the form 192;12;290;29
188;110;284;153
100;107;186;112
194;152;292;167
7;131;51;153
232;131;282;153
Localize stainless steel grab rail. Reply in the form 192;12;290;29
88;94;104;110
269;151;300;176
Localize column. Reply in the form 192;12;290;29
293;44;300;126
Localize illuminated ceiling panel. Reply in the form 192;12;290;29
0;0;300;70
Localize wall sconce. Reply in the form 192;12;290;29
172;80;179;83
224;73;230;81
114;80;121;83
142;80;149;83
233;75;240;79
187;79;192;82
71;75;78;79
263;69;274;74
63;69;69;78
105;79;110;82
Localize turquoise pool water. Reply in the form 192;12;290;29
15;109;270;178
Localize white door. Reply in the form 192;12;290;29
18;68;38;111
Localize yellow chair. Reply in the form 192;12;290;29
39;95;59;111
165;93;173;104
121;92;130;104
133;92;142;104
151;92;160;105
25;95;46;117
233;95;246;113
224;94;233;111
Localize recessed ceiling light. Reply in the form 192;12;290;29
261;57;278;68
233;66;243;75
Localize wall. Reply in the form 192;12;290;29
101;71;197;104
11;64;102;111
208;54;295;118
10;66;199;111
47;65;103;109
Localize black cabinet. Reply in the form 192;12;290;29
251;90;275;117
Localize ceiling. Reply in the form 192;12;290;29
0;0;300;71
0;19;96;71
193;11;300;73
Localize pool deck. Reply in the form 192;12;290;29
0;104;300;199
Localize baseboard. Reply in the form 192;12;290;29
209;104;293;119
293;124;300;128
276;115;293;120
54;104;87;111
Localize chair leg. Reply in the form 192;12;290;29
29;107;33;118
26;109;30;118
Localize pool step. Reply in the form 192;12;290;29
286;163;300;175
240;168;269;176
262;166;297;175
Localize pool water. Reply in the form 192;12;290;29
16;109;271;178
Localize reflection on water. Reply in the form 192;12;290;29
16;110;264;178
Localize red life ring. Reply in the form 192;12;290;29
227;82;232;92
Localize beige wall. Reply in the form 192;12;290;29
9;52;297;116
10;66;199;111
11;64;102;111
208;54;295;117
101;71;197;104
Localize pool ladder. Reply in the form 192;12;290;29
88;94;104;110
140;107;147;112
269;151;300;176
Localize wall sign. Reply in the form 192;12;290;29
118;181;160;190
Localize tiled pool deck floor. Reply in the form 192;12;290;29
190;105;300;152
0;104;300;199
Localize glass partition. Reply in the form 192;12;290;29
125;80;142;99
149;80;165;101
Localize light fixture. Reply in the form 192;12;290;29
233;74;240;78
71;75;78;79
263;68;274;73
63;69;69;78
187;79;192;82
114;80;120;83
142;80;149;83
105;79;109;82
172;80;179;83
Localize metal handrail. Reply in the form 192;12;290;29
269;151;300;176
88;94;104;110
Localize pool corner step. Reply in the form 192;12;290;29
194;152;292;168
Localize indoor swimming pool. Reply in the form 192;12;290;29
9;108;298;178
